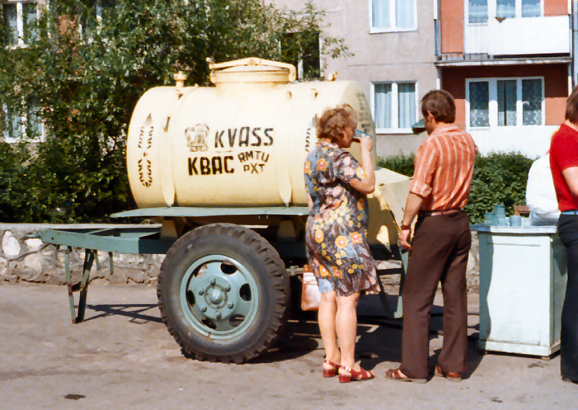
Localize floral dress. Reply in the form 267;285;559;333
304;140;380;297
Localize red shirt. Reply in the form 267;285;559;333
550;123;578;211
410;124;477;211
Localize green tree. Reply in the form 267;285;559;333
0;0;350;222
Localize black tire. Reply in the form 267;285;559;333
157;223;290;363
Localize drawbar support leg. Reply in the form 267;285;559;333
64;247;95;324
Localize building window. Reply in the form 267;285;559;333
370;0;416;32
2;1;39;47
282;32;320;80
469;81;490;127
468;0;541;24
466;77;544;128
372;82;417;132
468;0;489;24
3;100;44;142
497;0;541;18
79;0;115;39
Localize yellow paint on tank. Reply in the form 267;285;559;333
127;58;377;209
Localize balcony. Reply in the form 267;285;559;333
435;15;571;64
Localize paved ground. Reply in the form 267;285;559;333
0;283;576;410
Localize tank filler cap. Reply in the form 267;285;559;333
174;71;188;88
208;57;296;87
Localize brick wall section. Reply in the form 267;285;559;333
442;63;569;128
440;0;464;54
544;0;569;16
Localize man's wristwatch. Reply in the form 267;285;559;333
400;224;411;230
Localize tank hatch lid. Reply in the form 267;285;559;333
209;57;296;86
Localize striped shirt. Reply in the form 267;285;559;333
410;124;477;211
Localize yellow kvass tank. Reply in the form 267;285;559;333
126;58;378;209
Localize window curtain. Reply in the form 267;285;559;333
3;4;19;46
497;80;517;126
372;0;390;29
496;0;516;19
468;0;488;24
375;84;392;129
522;0;541;17
398;83;416;129
469;82;490;127
395;0;414;28
522;79;542;125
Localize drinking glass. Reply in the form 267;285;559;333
510;215;522;226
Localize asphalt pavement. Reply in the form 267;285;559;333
0;283;576;410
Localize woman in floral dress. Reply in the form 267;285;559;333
304;104;379;383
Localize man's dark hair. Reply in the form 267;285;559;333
421;89;456;123
566;85;578;123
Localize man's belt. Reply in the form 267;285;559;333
418;209;463;217
561;210;578;215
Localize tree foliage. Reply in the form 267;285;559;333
0;0;350;222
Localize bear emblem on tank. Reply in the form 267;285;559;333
186;123;209;152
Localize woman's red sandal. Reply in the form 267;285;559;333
323;360;340;378
338;365;375;383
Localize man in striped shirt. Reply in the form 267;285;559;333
385;90;477;384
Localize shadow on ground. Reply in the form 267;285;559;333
81;295;485;377
85;304;162;324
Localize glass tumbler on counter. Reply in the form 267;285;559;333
485;212;497;226
494;204;506;218
510;215;522;226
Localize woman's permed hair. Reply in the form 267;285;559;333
316;104;357;142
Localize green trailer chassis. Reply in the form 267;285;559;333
40;207;407;324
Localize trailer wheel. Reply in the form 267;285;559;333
157;223;290;363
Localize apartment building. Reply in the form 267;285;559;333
266;0;438;157
270;0;577;158
436;0;572;158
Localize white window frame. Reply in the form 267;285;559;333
2;103;46;143
368;0;418;34
2;0;40;48
371;81;419;134
465;0;544;26
78;0;109;41
465;76;545;129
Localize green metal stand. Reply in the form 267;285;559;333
64;247;96;324
377;246;408;319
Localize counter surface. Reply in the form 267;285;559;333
471;224;557;234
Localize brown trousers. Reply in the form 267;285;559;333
399;212;471;379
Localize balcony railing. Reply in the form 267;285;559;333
435;16;571;63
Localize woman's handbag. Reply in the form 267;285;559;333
301;264;321;311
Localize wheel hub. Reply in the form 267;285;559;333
194;276;237;321
181;255;259;338
208;288;224;305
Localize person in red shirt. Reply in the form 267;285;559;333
549;86;578;385
385;90;477;383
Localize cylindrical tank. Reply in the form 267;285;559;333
127;58;377;208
